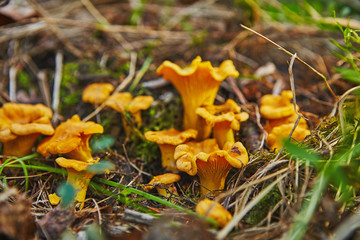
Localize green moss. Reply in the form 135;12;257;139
17;70;31;90
244;187;282;225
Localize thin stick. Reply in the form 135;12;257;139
9;65;17;102
52;51;63;123
240;24;338;100
83;52;137;122
37;70;51;107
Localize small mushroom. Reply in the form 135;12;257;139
260;90;298;119
82;82;114;105
0;103;54;157
196;99;249;148
175;139;248;196
259;90;310;150
144;128;197;171
37;115;103;162
267;123;310;150
51;157;99;208
48;193;61;205
195;198;232;227
105;92;154;136
157;56;239;140
144;173;181;198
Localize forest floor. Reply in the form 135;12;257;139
0;0;360;239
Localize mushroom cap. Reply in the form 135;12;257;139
196;99;249;130
37;115;103;156
267;123;310;150
265;113;308;133
145;173;181;190
0;103;54;142
105;92;133;112
82;83;114;104
175;139;248;176
260;90;299;120
144;128;198;145
156;56;239;133
157;56;239;82
55;157;98;171
195;198;232;227
128;96;154;113
105;92;153;114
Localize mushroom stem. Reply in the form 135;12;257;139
156;184;179;198
66;135;94;162
183;101;213;141
213;123;235;149
158;144;177;171
196;155;232;197
66;168;95;206
131;111;142;125
3;133;40;157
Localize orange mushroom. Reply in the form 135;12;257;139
264;112;308;133
259;90;310;150
260;90;298;120
195;198;232;227
144;128;197;171
267;123;310;150
144;173;181;198
175;139;248;196
105;92;154;136
82;82;114;105
196;99;249;148
157;56;239;140
0;103;54;157
37;114;103;162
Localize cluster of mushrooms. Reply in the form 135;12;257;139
0;56;311;226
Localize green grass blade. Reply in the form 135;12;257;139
95;177;218;226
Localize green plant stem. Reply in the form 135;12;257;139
89;181;152;213
95;177;218;226
0;153;40;191
128;56;152;92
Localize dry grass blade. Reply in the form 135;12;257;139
217;173;288;239
240;24;338;100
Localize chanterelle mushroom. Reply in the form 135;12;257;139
144;128;197;171
196;99;249;148
82;82;114;105
0;103;54;157
259;90;310;150
144;173;181;198
55;157;99;207
37;114;103;162
260;90;298;119
105;92;154;136
157;56;239;140
195;198;232;227
175;139;248;196
267;123;310;150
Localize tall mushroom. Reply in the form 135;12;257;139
157;56;239;140
37;115;104;207
196;99;249;148
105;92;154;136
0;103;54;157
144;128;197;171
175;139;248;196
